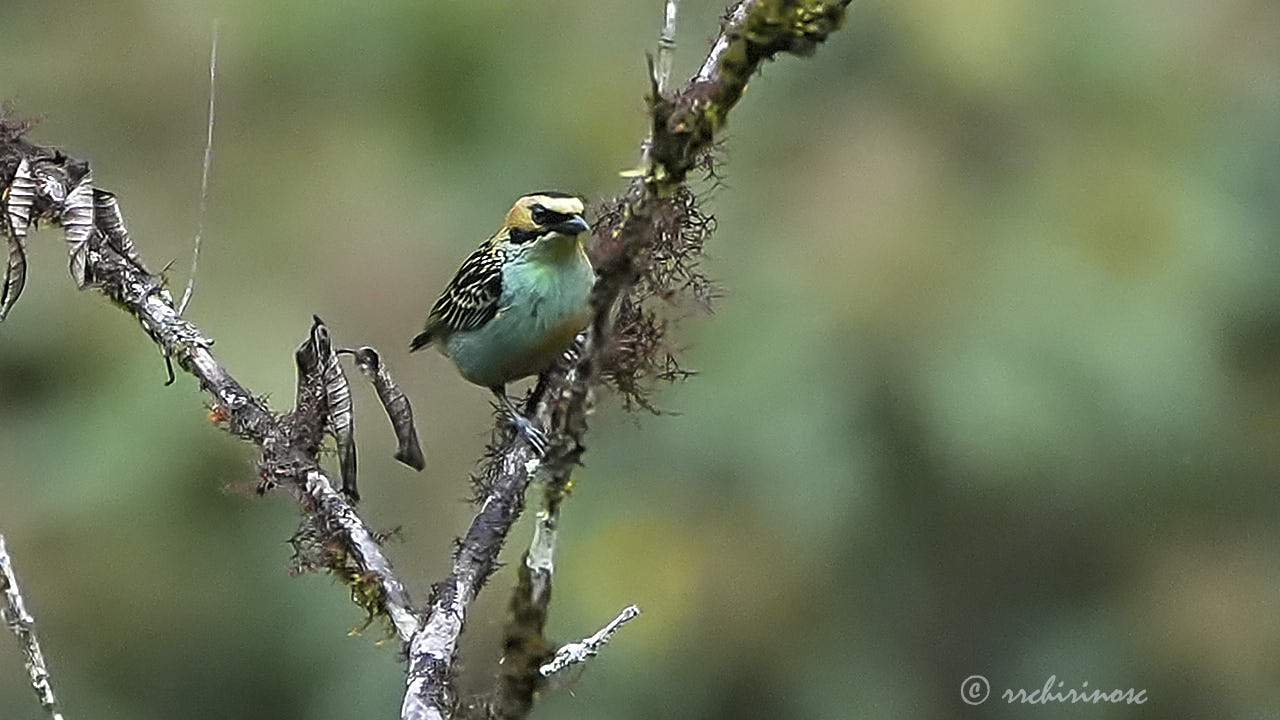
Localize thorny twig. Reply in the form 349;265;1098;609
0;535;66;720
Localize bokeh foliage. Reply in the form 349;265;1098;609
1;1;1278;718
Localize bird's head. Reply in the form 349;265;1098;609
501;192;590;246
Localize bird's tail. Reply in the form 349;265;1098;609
409;329;435;353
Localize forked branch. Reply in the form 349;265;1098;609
0;2;852;719
403;2;853;719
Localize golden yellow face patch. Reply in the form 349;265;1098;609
505;193;584;230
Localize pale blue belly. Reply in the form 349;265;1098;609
445;247;594;388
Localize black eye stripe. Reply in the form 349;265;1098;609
509;227;540;245
531;205;574;226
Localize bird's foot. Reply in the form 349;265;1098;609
506;410;549;457
492;388;549;457
560;332;586;367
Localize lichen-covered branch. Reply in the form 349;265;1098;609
403;1;853;718
0;125;421;642
402;429;545;720
486;457;574;719
0;534;66;720
0;1;850;715
538;605;641;678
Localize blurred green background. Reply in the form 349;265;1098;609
2;1;1279;718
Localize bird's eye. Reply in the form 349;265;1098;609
530;205;550;225
508;227;538;245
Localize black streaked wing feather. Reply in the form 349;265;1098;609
411;236;504;350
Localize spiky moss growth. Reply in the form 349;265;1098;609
592;0;847;410
595;185;717;412
648;0;848;194
289;516;394;637
0;107;39;170
0;114;32;144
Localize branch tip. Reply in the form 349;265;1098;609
539;605;642;677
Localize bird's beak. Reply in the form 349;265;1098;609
551;214;590;236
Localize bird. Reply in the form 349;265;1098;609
410;192;595;454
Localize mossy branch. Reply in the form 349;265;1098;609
647;0;849;193
0;1;852;717
404;2;854;719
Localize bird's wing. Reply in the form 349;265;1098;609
411;238;504;351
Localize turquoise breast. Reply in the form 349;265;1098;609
446;236;594;388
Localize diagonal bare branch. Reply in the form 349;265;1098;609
0;134;422;643
1;534;67;720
